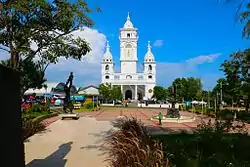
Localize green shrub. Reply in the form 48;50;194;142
31;103;41;112
22;118;46;141
85;102;97;109
237;112;250;123
217;109;235;120
22;112;58;140
105;117;169;167
205;108;215;115
153;119;249;167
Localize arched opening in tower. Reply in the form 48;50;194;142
105;65;109;71
148;65;152;71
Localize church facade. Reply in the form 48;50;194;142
101;13;156;101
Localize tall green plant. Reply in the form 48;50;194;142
105;117;170;167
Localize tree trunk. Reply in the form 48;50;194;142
245;98;249;112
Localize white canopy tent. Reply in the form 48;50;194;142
191;100;207;105
24;82;58;96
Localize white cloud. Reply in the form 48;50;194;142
153;40;164;47
186;53;221;66
0;45;9;60
0;51;9;60
0;27;106;87
0;31;221;89
46;27;106;87
156;53;221;88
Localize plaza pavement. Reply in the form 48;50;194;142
25;117;113;167
25;107;250;167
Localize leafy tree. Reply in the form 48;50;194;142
172;78;187;102
239;0;250;39
220;0;250;38
99;83;122;102
99;83;112;102
201;90;209;102
186;77;202;101
0;0;98;69
220;50;250;111
152;86;167;101
111;85;123;101
170;77;203;102
0;0;98;94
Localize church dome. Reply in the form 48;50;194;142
144;41;155;62
123;12;134;29
102;41;113;62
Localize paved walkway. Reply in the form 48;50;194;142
25;108;250;167
25;117;112;167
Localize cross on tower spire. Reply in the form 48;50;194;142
127;12;130;20
147;41;151;51
106;40;110;51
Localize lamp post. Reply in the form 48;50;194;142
220;82;223;109
219;82;229;109
171;84;176;109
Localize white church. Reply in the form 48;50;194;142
101;13;156;101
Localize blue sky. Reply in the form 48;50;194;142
1;0;249;89
66;0;248;89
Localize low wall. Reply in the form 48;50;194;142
101;103;115;107
138;103;181;109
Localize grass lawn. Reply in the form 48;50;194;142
74;107;99;112
152;133;250;167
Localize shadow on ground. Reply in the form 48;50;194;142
26;142;73;167
81;130;110;157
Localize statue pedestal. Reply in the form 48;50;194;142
60;113;80;120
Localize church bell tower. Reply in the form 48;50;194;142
120;12;138;74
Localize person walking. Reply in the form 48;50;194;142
158;112;163;126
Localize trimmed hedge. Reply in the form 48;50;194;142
32;112;58;122
217;109;235;120
237;112;250;123
153;133;250;167
23;112;58;141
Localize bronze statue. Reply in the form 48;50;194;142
63;72;74;113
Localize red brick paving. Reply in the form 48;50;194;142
43;108;250;133
41;116;60;127
88;108;208;132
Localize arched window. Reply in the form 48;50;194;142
127;33;130;38
105;65;109;71
105;75;109;79
126;75;132;79
148;65;152;71
125;44;132;58
125;44;132;48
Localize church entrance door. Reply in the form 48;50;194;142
137;92;142;101
125;90;132;100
